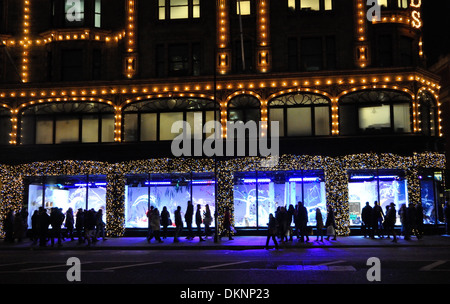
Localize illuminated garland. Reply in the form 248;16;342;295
0;153;445;237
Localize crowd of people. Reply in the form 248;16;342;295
3;206;106;247
264;202;338;250
3;200;450;247
361;201;433;242
146;201;215;243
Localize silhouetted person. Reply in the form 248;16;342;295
95;209;106;241
146;206;154;242
384;203;397;243
315;208;324;242
195;205;205;242
38;207;50;247
398;204;408;239
361;202;372;238
325;206;337;241
298;202;309;242
3;210;14;243
265;213;279;250
75;208;85;243
31;210;39;245
174;206;183;243
185;200;194;240
415;203;424;239
84;209;97;246
407;203;417;238
50;207;65;247
444;202;450;235
221;207;233;240
287;204;295;241
150;208;163;243
65;208;75;241
160;206;170;239
372;201;384;238
203;204;213;237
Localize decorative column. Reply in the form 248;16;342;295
354;0;370;68
124;0;138;78
217;0;231;75
256;0;271;73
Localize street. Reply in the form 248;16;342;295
0;246;449;285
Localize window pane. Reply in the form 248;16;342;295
269;108;284;137
170;6;188;19
301;0;320;10
393;103;411;133
124;114;138;142
36;118;53;144
0;116;11;145
358;104;391;132
379;0;388;7
55;117;79;143
287;108;311;136
314;106;330;136
21;116;34;145
187;111;203;139
193;0;200;18
160;112;183;141
288;0;296;9
237;0;251;15
324;0;332;10
82;115;99;143
101;115;114;142
140;113;157;141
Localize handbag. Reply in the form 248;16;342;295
326;225;335;236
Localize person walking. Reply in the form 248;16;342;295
361;202;372;238
325;206;337;241
203;204;213;237
287;204;295;241
37;207;50;247
65;208;75;241
372;201;384;238
160;206;170;239
315;208;324;242
221;207;233;240
146;206;154;242
265;213;279;250
75;208;85;244
95;209;107;241
185;200;194;240
174;206;183;243
31;210;39;245
384;203;397;242
84;209;97;247
150;208;163;243
195;204;205;242
49;207;65;247
398;204;408;239
298;202;309;242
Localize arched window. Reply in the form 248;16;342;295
0;107;11;145
418;91;438;136
339;90;412;135
269;93;331;137
19;102;115;145
123;98;219;142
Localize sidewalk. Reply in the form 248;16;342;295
1;235;450;250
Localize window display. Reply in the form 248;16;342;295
348;171;408;225
233;171;326;228
26;175;107;227
124;173;216;228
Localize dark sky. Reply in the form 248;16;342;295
421;0;450;66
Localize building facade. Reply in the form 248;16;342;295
0;0;446;237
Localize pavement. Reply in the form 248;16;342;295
1;234;450;250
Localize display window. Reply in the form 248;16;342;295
124;173;216;228
25;175;107;227
348;170;408;226
233;170;326;228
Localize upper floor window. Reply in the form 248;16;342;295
288;0;333;12
158;0;200;20
269;93;331;137
339;90;412;136
55;0;102;28
236;0;252;15
418;91;439;137
19;102;115;145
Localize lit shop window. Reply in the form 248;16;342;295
124;173;216;229
269;93;331;137
94;0;101;27
123;98;218;142
158;0;200;20
26;175;107;228
20;102;115;145
236;0;251;15
348;171;408;226
379;0;409;9
65;0;85;26
233;171;326;228
419;171;446;225
289;0;332;12
339;90;412;136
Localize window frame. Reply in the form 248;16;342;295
158;0;201;21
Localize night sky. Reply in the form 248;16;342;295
422;0;450;67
